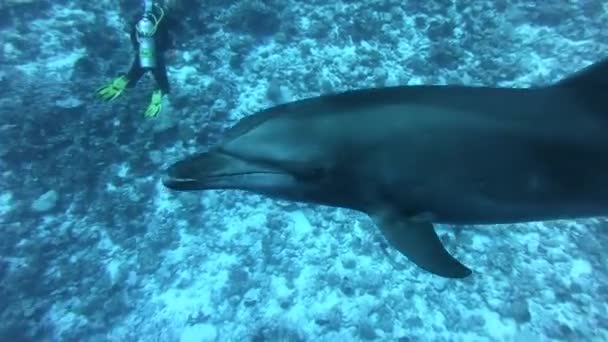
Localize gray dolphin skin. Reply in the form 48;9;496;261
163;59;608;278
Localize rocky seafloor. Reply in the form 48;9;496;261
1;0;607;341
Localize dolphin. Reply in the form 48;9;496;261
163;59;608;278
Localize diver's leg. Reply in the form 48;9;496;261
152;57;170;95
125;57;145;88
143;58;170;118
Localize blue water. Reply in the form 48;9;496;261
1;0;607;341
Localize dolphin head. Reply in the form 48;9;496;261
162;111;354;205
162;148;325;195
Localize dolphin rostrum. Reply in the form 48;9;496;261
163;59;608;278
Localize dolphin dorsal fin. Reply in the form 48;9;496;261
554;58;608;88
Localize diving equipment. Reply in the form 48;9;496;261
97;75;129;101
144;89;163;118
136;16;157;68
135;2;165;69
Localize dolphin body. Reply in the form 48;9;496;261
163;59;608;278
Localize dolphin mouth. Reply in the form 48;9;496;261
161;174;203;191
162;150;289;191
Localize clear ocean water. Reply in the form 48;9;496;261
1;0;607;341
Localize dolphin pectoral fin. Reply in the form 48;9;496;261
371;213;472;278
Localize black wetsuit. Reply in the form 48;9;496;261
125;7;175;95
